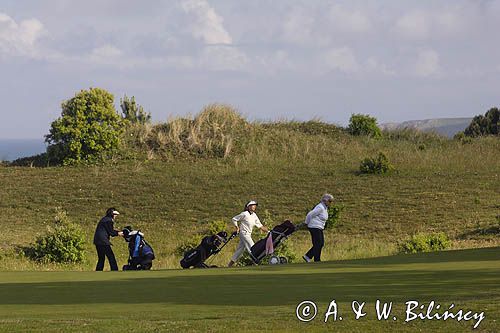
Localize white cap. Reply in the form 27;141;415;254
246;200;258;208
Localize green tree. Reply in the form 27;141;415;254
348;113;382;138
120;95;151;124
464;107;499;137
359;152;395;174
45;88;124;165
26;208;86;263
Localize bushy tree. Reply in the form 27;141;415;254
26;208;86;263
120;95;151;124
360;152;395;174
399;232;451;254
347;113;382;138
464;107;499;137
45;88;124;165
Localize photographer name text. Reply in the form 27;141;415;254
295;300;485;329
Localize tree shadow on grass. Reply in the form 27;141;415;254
0;268;498;306
329;247;500;267
457;227;500;239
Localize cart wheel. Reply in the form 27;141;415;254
279;256;288;264
269;255;280;265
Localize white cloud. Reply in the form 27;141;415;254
323;47;359;73
365;57;396;76
414;49;440;77
0;12;45;56
282;6;329;47
199;45;248;71
91;45;122;58
328;5;371;33
256;50;294;73
395;10;431;39
87;44;123;65
283;7;313;44
394;6;469;40
181;0;232;45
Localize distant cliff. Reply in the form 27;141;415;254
381;118;472;137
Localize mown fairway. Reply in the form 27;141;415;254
0;247;498;332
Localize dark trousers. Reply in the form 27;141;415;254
305;228;324;262
95;245;118;271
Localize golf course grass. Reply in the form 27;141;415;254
0;246;498;332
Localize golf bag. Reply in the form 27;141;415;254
250;220;296;264
122;226;155;270
180;231;235;269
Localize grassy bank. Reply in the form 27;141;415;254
0;126;498;270
0;247;498;332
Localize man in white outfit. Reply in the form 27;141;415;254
228;200;269;267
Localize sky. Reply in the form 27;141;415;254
1;0;499;139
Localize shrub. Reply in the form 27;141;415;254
207;220;227;235
45;88;125;165
26;209;86;263
464;107;499;137
359;152;394;174
10;153;51;167
325;204;344;229
454;131;473;144
399;232;451;254
120;95;151;124
383;128;445;144
174;234;203;256
348;114;382;138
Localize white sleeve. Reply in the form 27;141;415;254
254;215;263;228
232;212;245;227
305;205;321;224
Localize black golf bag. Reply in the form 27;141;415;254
250;220;296;264
122;226;155;270
180;231;235;269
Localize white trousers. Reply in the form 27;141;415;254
231;232;254;262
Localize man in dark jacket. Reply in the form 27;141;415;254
93;208;123;271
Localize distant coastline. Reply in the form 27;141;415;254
0;139;46;161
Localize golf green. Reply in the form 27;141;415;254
0;247;498;332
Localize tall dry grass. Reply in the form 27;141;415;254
124;104;250;159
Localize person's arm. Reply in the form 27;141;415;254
133;235;141;257
232;212;244;233
255;216;268;233
305;205;322;225
104;218;119;237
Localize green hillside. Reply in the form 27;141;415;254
0;110;498;270
0;247;498;332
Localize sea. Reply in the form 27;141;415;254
0;139;47;161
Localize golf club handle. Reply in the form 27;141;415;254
213;233;236;253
